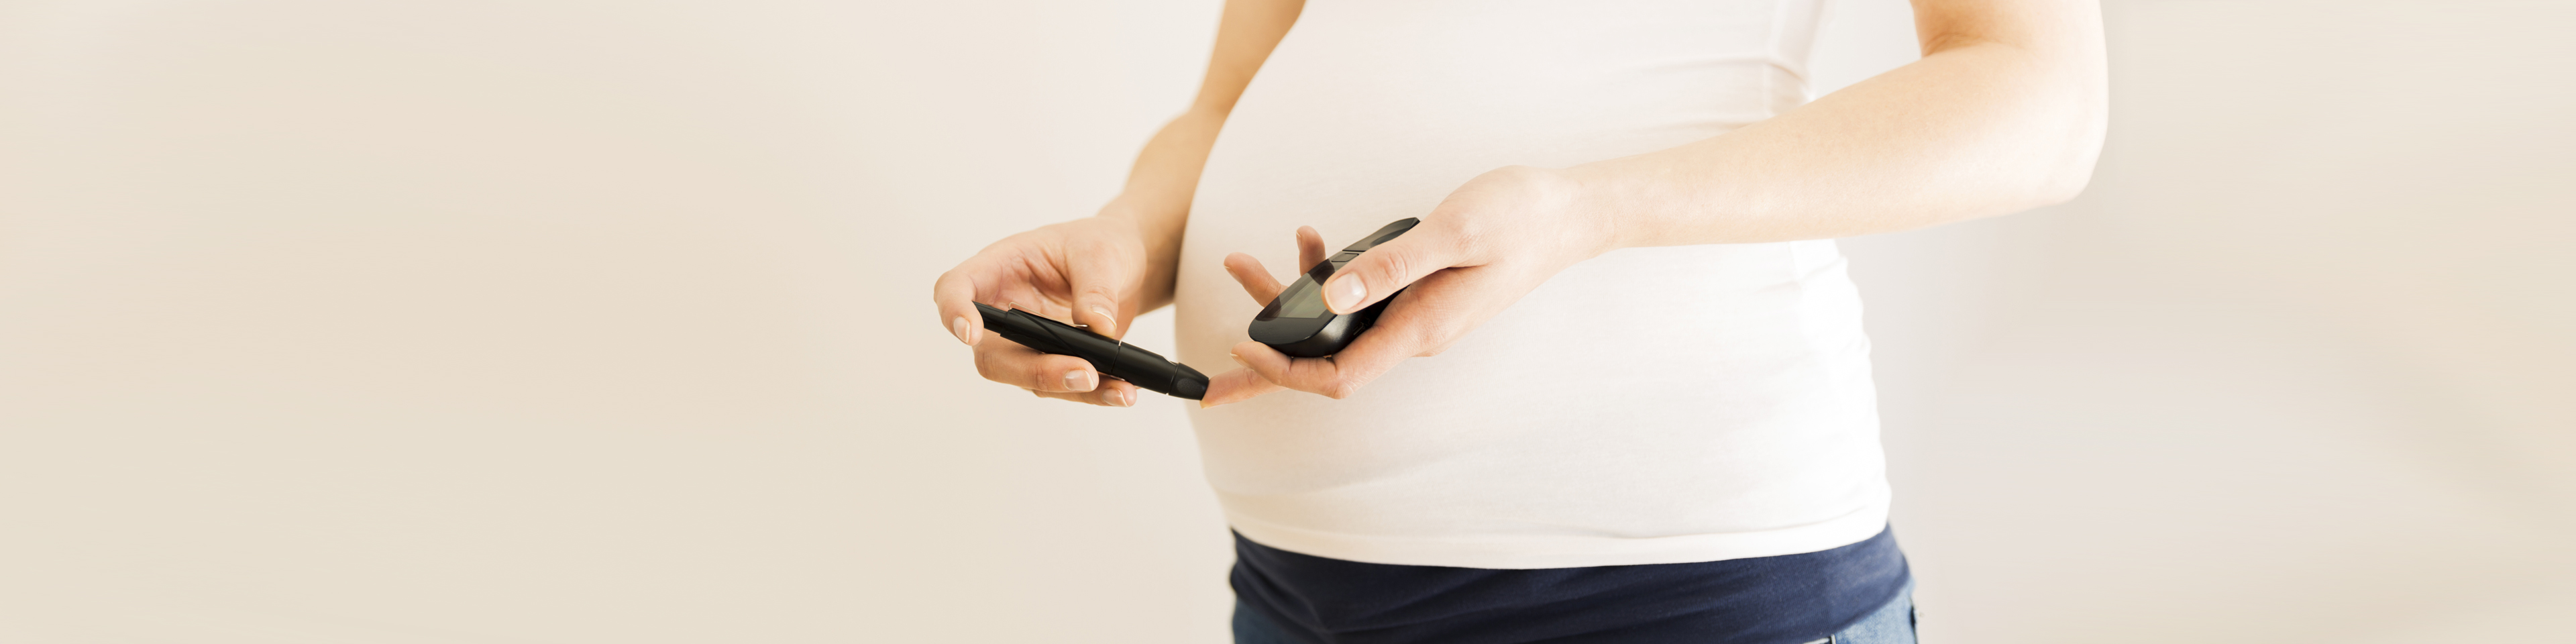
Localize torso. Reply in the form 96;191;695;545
1176;0;1890;569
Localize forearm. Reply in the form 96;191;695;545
1091;0;1305;312
1094;108;1227;312
1572;20;2108;249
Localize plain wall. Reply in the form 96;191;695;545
0;1;2567;642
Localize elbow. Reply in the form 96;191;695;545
1984;130;2102;213
2021;97;2109;209
2027;154;2098;207
2003;38;2111;211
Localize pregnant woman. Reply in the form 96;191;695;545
932;0;2104;641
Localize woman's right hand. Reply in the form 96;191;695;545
932;215;1157;407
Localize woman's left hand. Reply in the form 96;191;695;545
1199;165;1619;407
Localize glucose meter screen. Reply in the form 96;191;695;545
1273;278;1330;319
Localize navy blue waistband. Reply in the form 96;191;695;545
1230;526;1910;644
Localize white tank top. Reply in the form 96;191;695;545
1173;0;1889;569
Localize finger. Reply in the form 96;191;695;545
1228;341;1344;398
1227;268;1460;400
973;337;1105;392
1197;363;1287;408
1030;379;1142;407
931;268;985;345
1064;238;1132;339
1223;339;1392;400
1231;328;1403;399
1223;252;1288;305
1295;225;1328;272
1322;219;1472;315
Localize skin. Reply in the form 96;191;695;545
932;0;2108;408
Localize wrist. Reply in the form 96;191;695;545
1521;164;1625;260
1090;198;1183;303
1091;197;1147;227
1091;199;1166;250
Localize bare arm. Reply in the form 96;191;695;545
1096;0;1305;314
1576;0;2110;248
930;0;1300;407
1211;0;2108;404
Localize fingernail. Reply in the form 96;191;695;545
1230;352;1249;368
951;317;973;345
1327;276;1366;312
1109;388;1134;407
1065;370;1095;392
1089;305;1115;333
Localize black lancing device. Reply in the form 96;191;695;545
974;302;1208;400
1248;217;1421;358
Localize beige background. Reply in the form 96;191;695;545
1;1;2569;642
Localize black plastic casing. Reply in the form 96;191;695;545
1247;218;1421;358
975;302;1208;400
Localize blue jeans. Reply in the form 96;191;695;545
1232;584;1917;644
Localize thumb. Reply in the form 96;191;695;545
1322;219;1466;315
1065;240;1136;339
